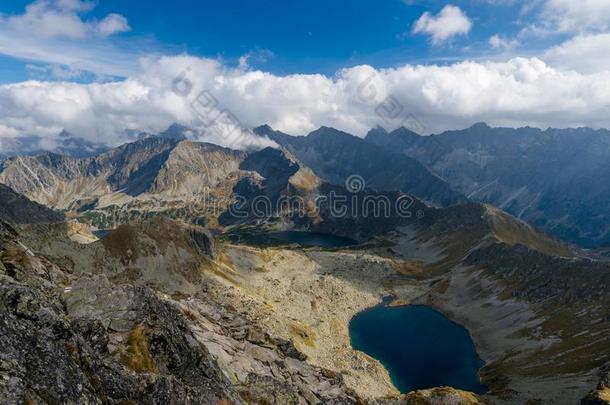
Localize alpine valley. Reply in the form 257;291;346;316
0;123;609;405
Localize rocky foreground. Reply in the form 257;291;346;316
0;218;352;404
1;214;500;404
0;141;608;404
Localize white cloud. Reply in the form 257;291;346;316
2;0;130;39
1;55;610;153
26;63;85;80
0;124;20;138
54;0;94;13
0;0;135;78
238;48;274;70
96;14;131;37
489;34;519;50
543;33;610;74
541;0;610;33
412;5;472;44
6;1;88;39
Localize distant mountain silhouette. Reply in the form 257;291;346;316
367;123;610;247
255;125;466;208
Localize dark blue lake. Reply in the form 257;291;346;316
267;231;357;248
93;229;109;239
349;304;487;394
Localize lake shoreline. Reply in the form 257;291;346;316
348;301;488;395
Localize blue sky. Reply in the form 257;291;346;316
0;0;565;80
0;0;610;149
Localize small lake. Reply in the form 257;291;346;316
226;230;357;248
349;304;487;394
267;231;357;248
93;229;109;239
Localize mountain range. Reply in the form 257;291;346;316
366;123;610;248
7;121;610;249
0;123;609;404
255;125;466;208
0;133;428;240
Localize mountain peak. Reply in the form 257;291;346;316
364;126;388;140
253;124;274;135
58;129;72;138
365;125;423;153
469;122;491;130
159;123;191;140
391;126;423;138
307;126;354;139
54;131;109;158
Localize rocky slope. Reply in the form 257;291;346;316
0;182;509;404
393;205;609;404
0;219;234;404
0;201;502;405
366;123;610;248
2;183;606;404
181;200;607;404
0;216;375;404
0;137;248;228
0;184;64;224
0;180;370;404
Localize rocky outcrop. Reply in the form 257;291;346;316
177;297;360;404
581;364;610;405
400;387;492;405
0;218;363;404
0;220;237;404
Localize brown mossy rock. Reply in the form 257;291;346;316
401;387;492;405
120;324;159;373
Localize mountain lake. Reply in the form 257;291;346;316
349;304;487;394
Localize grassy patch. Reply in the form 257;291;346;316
120;324;158;374
289;322;316;348
393;260;426;277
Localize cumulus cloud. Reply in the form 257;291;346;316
412;5;472;44
543;33;610;74
1;55;610;153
